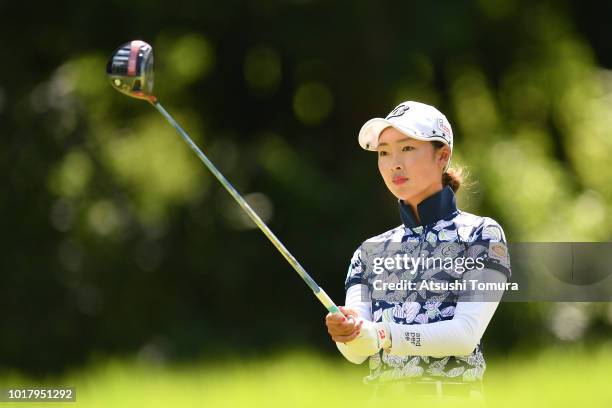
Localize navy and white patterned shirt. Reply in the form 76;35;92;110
344;186;511;383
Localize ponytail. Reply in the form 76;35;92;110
442;168;464;192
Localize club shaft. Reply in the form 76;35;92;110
150;100;340;314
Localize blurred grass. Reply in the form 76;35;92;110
2;345;612;407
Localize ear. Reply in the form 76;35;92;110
437;145;451;169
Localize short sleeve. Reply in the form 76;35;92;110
469;217;512;280
345;246;366;291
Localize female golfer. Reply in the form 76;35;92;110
325;101;511;399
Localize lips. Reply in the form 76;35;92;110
392;176;408;185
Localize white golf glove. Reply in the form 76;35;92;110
345;319;391;356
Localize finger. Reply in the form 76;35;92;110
329;320;361;337
325;314;349;326
339;306;359;318
327;321;359;336
329;319;362;336
335;317;363;329
327;318;360;334
326;312;348;324
332;329;361;343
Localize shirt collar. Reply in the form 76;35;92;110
398;185;458;228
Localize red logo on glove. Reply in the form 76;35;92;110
378;329;386;339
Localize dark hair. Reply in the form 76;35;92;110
432;141;465;193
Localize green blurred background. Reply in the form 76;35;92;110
1;0;612;405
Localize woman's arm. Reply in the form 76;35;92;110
343;268;508;358
387;300;500;357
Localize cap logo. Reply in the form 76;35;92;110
386;104;410;119
437;117;451;136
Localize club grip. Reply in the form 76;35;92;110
314;287;342;314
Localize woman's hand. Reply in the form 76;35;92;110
325;306;364;343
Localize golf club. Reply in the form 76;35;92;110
106;40;342;315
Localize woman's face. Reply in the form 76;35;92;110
377;127;450;204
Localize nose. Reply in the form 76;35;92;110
390;158;403;172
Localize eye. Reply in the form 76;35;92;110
378;150;389;157
402;146;415;152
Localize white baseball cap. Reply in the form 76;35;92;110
358;101;454;169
